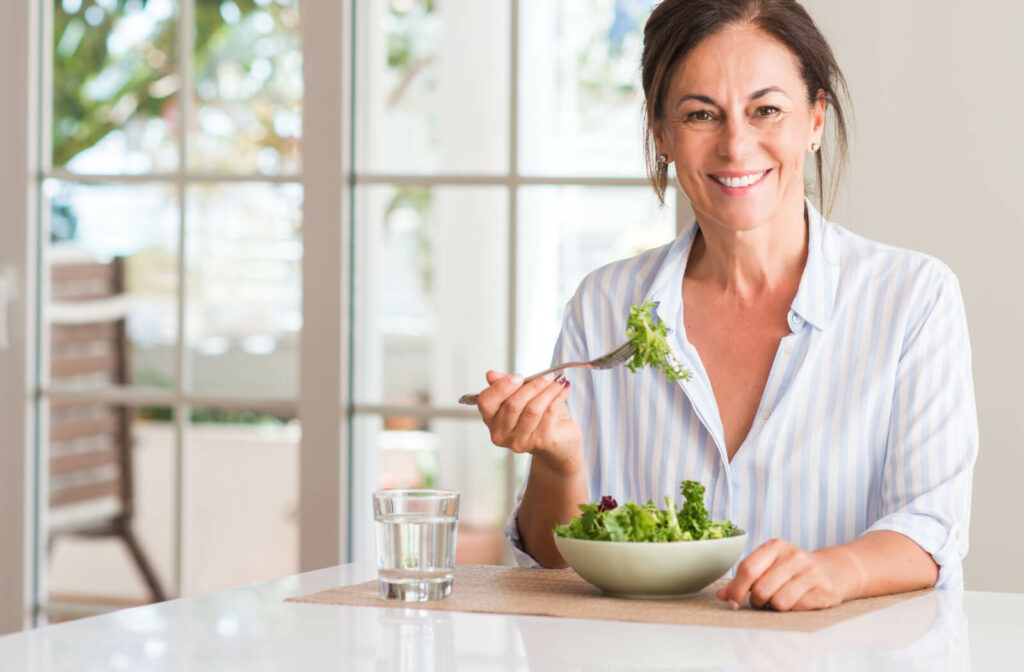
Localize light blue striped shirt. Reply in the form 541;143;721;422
505;201;978;589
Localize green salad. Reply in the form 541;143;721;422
553;480;737;542
624;302;691;382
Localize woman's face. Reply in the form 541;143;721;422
656;24;825;233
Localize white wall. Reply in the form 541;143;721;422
802;0;1024;592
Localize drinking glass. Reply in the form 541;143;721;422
373;489;460;601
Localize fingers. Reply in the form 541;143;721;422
486;374;553;444
765;571;820;612
531;381;573;444
717;540;843;612
747;549;810;609
478;370;570;451
508;375;570;452
717;539;785;608
476;370;523;423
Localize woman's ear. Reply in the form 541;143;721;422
810;89;826;145
653;121;671;161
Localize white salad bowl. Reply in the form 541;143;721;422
553;530;747;599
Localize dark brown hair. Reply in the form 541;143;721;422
641;0;850;216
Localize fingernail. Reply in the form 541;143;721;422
510;374;524;385
554;375;566;385
729;600;740;611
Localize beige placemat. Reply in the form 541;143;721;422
287;564;930;632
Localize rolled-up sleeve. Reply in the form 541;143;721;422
866;264;978;589
502;458;541;568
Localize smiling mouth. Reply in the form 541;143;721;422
710;170;770;188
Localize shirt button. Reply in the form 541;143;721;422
783;345;794;357
761;412;770;422
790;313;803;327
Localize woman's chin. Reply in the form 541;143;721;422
693;201;776;233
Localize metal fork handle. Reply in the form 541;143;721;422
457;360;593;406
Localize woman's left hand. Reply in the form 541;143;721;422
716;539;863;611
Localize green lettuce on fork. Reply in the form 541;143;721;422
625;301;691;382
553;480;737;542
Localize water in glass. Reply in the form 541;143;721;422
375;513;457;600
373;489;459;601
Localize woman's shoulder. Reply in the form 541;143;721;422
826;220;965;331
570;240;678;311
828;219;960;289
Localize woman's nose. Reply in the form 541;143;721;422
718;117;752;160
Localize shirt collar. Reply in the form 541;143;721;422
790;199;842;331
642;198;842;333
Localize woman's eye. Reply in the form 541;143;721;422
687;110;714;122
756;106;781;117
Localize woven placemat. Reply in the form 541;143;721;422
287;564;930;632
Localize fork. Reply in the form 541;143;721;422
457;341;634;405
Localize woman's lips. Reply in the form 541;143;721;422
708;169;771;194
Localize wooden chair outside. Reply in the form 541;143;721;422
48;255;167;603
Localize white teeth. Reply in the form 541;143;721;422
713;171;766;188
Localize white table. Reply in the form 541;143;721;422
1;563;1021;671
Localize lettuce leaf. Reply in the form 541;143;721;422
624;302;691;381
553;479;737;542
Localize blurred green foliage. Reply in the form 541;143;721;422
53;0;299;169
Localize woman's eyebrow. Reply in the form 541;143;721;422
675;86;790;108
750;85;790;101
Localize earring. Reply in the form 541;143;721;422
810;142;820;153
655;153;670;200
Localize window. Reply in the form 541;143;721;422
18;0;688;623
346;0;686;562
38;0;304;618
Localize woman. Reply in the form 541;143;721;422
476;0;977;611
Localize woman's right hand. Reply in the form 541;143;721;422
476;370;583;476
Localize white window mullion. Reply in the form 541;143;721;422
173;0;196;598
354;174;652;187
351;404;477;421
505;0;521;524
33;0;55;627
42;170;301;184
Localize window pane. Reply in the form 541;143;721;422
351;415;510;566
518;0;649;176
46;405;174;615
353;185;508;408
185;183;302;398
186;409;299;593
47;181;179;391
191;0;302;174
53;0;179;173
516;186;678;372
354;0;510;174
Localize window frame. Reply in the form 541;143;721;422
0;0;689;629
21;0;347;621
0;0;41;635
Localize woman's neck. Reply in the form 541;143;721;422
686;203;808;298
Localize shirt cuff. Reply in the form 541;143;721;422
865;512;965;590
502;501;542;568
